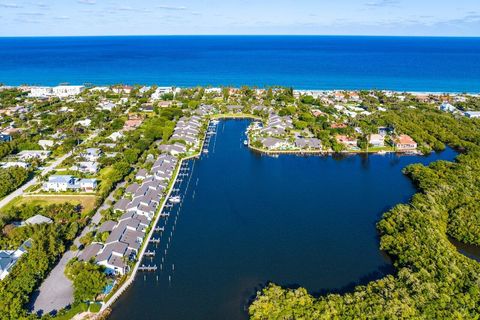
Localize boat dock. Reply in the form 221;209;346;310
144;250;156;257
138;265;157;272
149;238;160;244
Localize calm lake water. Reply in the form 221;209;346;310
109;119;457;320
1;36;480;92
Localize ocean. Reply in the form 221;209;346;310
0;36;479;92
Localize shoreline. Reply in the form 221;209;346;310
2;84;480;95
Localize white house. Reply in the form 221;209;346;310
25;215;53;226
464;111;480;118
17;150;51;161
43;175;98;192
1;162;30;169
80;179;98;192
0;240;32;280
71;161;98;174
52;86;85;97
369;134;385;147
108;131;124;142
440;102;457;113
75;119;92;127
82;148;102;162
38;139;55;150
43;175;77;192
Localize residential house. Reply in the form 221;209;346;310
336;135;358;148
17;150;51;161
393;135;417;151
369;134;385;147
0;240;32;280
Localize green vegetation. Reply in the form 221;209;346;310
65;260;107;303
0;166;29;198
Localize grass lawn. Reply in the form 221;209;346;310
1;195;98;215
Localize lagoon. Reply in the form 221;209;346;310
109;119;457;320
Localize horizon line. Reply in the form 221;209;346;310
1;34;480;39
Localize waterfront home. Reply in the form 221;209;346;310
336;135;358;148
95;242;129;275
0;240;32;280
369;134;385;147
17;150;51;161
464;111;480;118
260;137;289;150
294;138;322;150
393;135;417;151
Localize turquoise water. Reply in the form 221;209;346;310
109;120;458;320
1;36;480;92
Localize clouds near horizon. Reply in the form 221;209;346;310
0;0;479;36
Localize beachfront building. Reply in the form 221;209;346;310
393;135;417;151
28;86;85;98
0;240;32;280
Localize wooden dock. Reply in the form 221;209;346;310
138;265;157;272
144;250;156;257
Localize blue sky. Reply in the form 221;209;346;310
0;0;479;36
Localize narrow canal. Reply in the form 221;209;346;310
109;119;458;320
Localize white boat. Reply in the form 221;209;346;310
243;140;248;146
169;196;181;203
377;150;387;155
207;131;216;135
203;149;209;154
211;120;220;125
